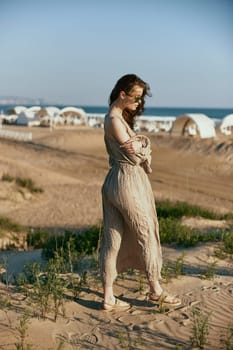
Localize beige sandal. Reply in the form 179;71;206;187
148;291;181;306
103;298;131;312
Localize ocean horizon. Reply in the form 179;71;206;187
1;104;232;121
81;106;233;120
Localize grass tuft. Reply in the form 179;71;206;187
190;307;211;349
156;199;233;220
0;216;23;233
1;173;43;193
15;177;43;193
2;173;14;182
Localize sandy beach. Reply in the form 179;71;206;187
0;125;233;349
0;126;233;229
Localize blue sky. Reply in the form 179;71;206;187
0;0;232;107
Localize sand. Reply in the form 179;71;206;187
0;125;233;349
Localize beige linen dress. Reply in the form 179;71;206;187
99;116;162;285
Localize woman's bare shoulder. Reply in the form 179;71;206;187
105;115;126;129
105;115;129;143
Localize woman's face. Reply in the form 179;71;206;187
123;85;144;111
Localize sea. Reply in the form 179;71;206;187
82;106;233;124
1;105;232;124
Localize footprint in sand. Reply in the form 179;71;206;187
168;311;190;326
79;333;98;345
201;285;220;292
226;283;233;294
56;332;98;346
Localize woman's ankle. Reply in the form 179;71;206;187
104;286;115;305
149;282;163;296
104;295;115;305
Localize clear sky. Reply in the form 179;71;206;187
0;0;232;107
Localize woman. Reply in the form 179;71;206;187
99;74;181;311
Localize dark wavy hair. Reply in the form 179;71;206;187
109;74;151;129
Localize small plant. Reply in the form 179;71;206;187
156;199;233;220
161;253;186;282
138;273;145;294
2;173;14;182
161;260;172;282
134;273;145;294
224;323;233;350
117;332;130;349
156;199;233;247
66;235;78;273
157;295;170;314
56;342;65;350
159;217;194;245
14;311;32;350
117;331;142;349
203;259;218;280
69;271;88;299
89;247;99;270
174;344;185;350
46;257;68;321
0;295;12;326
173;252;186;277
26;228;50;249
190;307;211;349
158;217;222;247
15;177;43;193
42;226;101;260
23;262;51;319
1;173;43;193
222;230;233;255
214;245;228;259
0;255;12;287
20;256;69;321
0;216;23;232
134;337;143;348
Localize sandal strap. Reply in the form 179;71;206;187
148;291;181;305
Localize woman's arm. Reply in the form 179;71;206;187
106;116;141;153
106;117;152;172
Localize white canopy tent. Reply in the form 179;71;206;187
27;106;41;113
137;116;176;133
87;113;105;128
13;106;27;114
2;106;27;124
171;113;216;139
16;110;40;126
6;106;27;115
59;106;87;125
36;106;61;126
220;114;233;135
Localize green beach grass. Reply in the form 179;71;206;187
1;199;232;255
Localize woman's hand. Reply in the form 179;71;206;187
120;139;142;154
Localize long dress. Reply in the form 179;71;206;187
99;116;162;285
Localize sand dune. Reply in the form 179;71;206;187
0;126;232;349
0;126;232;229
0;244;232;349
